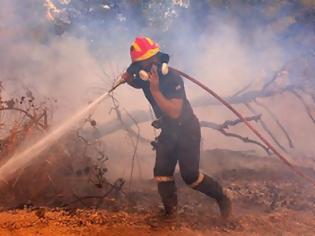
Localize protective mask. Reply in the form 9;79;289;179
138;63;169;81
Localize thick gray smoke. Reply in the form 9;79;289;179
1;0;315;176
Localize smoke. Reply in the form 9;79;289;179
168;2;315;162
1;3;103;121
1;0;315;179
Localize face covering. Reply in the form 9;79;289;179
138;62;169;81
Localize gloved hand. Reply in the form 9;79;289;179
120;71;133;84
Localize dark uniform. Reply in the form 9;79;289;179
127;56;227;214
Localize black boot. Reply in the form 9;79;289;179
157;181;177;215
216;194;232;220
193;175;232;219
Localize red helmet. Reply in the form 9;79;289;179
130;36;160;62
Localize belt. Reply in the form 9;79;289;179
151;113;195;130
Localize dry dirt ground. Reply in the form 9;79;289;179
0;208;314;236
0;149;314;235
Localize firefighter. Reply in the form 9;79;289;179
122;36;232;219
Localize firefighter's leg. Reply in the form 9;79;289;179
178;117;232;219
154;133;178;214
156;178;177;215
190;173;232;219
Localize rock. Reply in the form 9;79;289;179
35;208;46;219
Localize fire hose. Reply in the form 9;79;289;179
113;67;315;186
169;67;315;187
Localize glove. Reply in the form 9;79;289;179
121;71;131;83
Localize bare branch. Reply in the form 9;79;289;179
231;81;254;97
199;115;260;130
63;178;125;208
200;115;270;154
219;114;261;129
289;89;315;124
219;129;271;155
245;103;288;153
192;85;303;107
0;107;47;129
109;94;141;192
254;99;294;148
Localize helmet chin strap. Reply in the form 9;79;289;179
138;63;169;81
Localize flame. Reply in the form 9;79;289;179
44;0;61;21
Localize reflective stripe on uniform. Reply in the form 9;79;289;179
154;176;174;182
189;172;205;188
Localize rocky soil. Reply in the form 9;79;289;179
0;149;314;235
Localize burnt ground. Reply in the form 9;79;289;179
0;149;314;235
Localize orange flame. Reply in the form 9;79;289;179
44;0;61;21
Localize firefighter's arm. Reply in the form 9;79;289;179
149;65;183;119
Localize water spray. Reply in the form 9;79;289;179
170;67;315;187
0;68;314;187
0;78;125;183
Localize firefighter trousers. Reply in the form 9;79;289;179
153;115;225;213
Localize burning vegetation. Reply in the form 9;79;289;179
0;85;49;161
